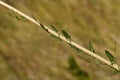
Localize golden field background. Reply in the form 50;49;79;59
0;0;120;80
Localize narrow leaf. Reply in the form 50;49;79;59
88;41;101;64
8;10;16;18
32;15;38;22
70;45;82;54
95;59;100;65
50;25;58;32
62;30;71;40
40;23;48;32
15;15;20;20
88;41;95;53
105;50;116;65
68;56;79;70
21;16;28;22
114;69;120;75
31;15;49;32
51;34;62;41
8;11;14;18
40;23;45;29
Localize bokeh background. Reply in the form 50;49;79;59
0;0;120;80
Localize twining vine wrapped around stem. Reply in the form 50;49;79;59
0;1;119;73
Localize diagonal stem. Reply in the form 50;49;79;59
0;1;119;70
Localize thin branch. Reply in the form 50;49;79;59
0;1;119;70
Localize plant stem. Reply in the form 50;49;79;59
0;1;119;71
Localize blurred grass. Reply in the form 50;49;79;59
0;0;120;80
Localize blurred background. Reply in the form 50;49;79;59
0;0;120;80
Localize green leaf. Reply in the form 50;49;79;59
68;56;79;71
31;16;48;32
114;69;120;75
95;59;100;65
40;23;48;32
21;16;28;22
40;23;45;29
88;41;95;53
8;10;16;18
50;25;58;32
113;66;120;75
105;50;116;65
8;11;14;18
51;34;62;41
15;15;20;20
32;15;38;22
88;41;101;64
70;45;82;54
62;30;71;40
